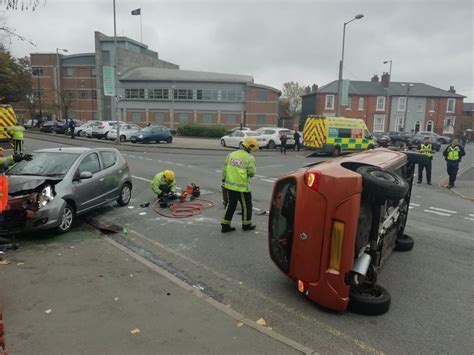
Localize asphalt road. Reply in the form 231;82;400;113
19;136;474;354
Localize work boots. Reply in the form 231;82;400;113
221;224;236;233
242;224;256;231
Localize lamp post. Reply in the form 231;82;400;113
36;72;42;120
383;60;392;129
80;80;85;121
56;48;68;120
401;83;414;132
113;0;120;145
336;13;364;117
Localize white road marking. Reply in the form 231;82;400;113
259;164;284;169
252;207;261;211
429;207;457;214
260;179;276;183
215;170;223;173
296;155;305;158
187;165;193;168
146;158;153;161
424;209;451;217
132;175;151;182
464;217;474;221
469;214;474;217
137;156;144;159
164;161;174;165
129;155;136;158
409;203;420;207
409;206;414;209
175;163;184;166
255;175;267;178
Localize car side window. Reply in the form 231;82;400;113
266;130;274;135
364;130;372;139
237;131;245;137
78;153;101;174
100;151;117;170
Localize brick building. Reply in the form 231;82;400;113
301;73;465;135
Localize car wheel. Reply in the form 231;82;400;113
356;166;409;201
117;183;132;206
268;140;276;149
104;132;109;140
349;283;391;316
166;137;173;144
55;202;75;234
221;139;226;147
394;234;414;252
332;146;341;157
119;135;126;143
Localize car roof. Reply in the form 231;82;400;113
35;147;121;154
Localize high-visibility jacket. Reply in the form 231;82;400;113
0;155;14;173
7;125;25;141
0;155;14;212
222;149;256;192
151;171;177;195
419;143;433;158
443;145;465;162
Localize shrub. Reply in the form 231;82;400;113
177;124;227;138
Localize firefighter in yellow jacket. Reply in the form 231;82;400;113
221;136;258;233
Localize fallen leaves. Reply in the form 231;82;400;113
256;318;266;326
237;322;244;327
0;260;11;265
44;309;52;314
130;328;140;334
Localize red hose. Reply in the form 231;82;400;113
152;199;215;218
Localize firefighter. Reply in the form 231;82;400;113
443;138;466;189
7;125;25;154
221;136;258;233
151;169;177;198
417;137;433;185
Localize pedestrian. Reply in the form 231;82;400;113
151;169;177;198
416;137;433;185
7;125;25;153
221;136;258;233
280;132;287;155
459;133;467;148
293;130;301;151
443;138;466;189
68;119;76;139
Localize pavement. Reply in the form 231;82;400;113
0;227;307;355
451;165;474;200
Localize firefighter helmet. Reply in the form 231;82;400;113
242;137;259;152
163;170;175;184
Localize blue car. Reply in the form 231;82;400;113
130;126;173;144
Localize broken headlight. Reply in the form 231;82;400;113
37;185;54;208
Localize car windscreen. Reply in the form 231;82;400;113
7;152;80;177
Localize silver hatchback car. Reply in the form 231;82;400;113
2;147;132;234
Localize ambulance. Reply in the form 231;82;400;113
0;105;16;151
303;116;375;156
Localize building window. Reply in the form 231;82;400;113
91;68;96;77
416;100;423;113
397;97;407;111
221;91;239;102
345;97;352;110
197;89;218;101
149;88;169;100
32;67;43;76
373;115;386;132
64;68;75;77
91;90;97;99
256;114;266;125
358;97;364;111
202;113;213;124
33;89;43;98
179;113;189;123
447;99;455;113
66;90;75;99
80;90;87;99
443;116;455;134
325;95;335;110
414;121;421;133
395;116;404;131
154;112;164;125
429;99;435;112
426;120;434;132
225;114;236;124
376;97;386;111
125;89;145;99
174;89;193;100
131;112;141;123
256;90;267;101
92;112;98;120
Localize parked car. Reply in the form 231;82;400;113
409;135;441;151
39;120;62;133
2;147;132;235
75;120;101;137
220;130;266;149
418;131;451;144
24;119;38;129
255;127;295;149
386;131;412;145
269;148;423;315
130;126;173;144
85;122;102;138
372;132;391;147
92;121;125;139
108;123;142;142
53;119;84;134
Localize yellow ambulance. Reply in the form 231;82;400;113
303;116;375;156
0;105;16;151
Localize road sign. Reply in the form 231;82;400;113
103;66;116;96
341;80;349;106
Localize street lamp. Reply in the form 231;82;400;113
56;48;68;120
401;83;414;132
336;14;364;117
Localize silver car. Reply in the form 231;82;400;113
2;147;132;235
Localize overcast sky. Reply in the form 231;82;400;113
1;0;473;100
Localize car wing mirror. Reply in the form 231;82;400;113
79;171;93;180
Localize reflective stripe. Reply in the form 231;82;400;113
447;146;460;161
420;144;433;158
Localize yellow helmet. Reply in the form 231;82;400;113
242;136;259;152
163;170;175;184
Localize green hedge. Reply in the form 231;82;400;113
177;124;228;138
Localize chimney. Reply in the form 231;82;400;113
304;86;311;94
449;86;456;93
371;74;379;83
311;84;318;92
381;72;390;88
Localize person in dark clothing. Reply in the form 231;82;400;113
293;131;301;151
68;119;76;139
416;137;434;185
280;132;287;155
442;138;466;188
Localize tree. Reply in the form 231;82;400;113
0;49;32;104
56;90;76;122
281;81;305;121
2;0;45;11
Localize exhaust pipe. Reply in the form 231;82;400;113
352;253;372;276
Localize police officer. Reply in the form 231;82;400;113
221;136;258;233
7;125;25;153
417;137;433;185
69;119;76;139
443;138;466;189
151;169;177;198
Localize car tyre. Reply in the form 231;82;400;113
104;132;109;140
166;137;173;144
117;183;132;206
119;135;126;143
221;139;226;147
268;140;276;149
349;283;391;316
55;202;75;234
332;146;341;157
356;166;409;201
394;234;414;252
